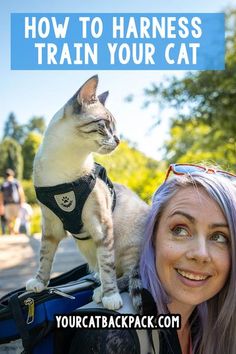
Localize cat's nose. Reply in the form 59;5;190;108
114;135;120;145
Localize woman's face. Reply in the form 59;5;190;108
155;186;231;312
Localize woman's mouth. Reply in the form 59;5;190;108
176;269;210;281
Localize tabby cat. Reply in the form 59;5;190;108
26;75;150;310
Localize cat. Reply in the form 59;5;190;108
26;75;150;310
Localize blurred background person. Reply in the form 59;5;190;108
0;168;25;235
0;203;6;235
17;201;33;236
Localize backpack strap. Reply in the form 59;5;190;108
8;293;32;354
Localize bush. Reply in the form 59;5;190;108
22;180;37;204
31;204;41;235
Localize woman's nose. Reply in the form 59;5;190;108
186;237;212;263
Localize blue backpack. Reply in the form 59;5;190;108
0;263;99;354
0;265;158;354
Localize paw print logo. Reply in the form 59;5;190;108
61;196;73;208
55;191;75;212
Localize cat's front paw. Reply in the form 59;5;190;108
92;286;102;303
26;278;47;292
102;292;123;310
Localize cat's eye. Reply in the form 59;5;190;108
106;122;113;134
97;119;106;128
97;119;113;135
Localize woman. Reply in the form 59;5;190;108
139;163;236;354
69;164;236;354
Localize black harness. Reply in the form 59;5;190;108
35;163;116;240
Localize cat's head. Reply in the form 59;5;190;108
63;75;120;155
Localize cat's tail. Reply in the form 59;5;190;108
128;264;143;315
117;265;143;314
117;273;129;292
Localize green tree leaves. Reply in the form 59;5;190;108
1;114;44;180
141;9;236;171
0;137;23;179
22;132;42;179
95;141;164;203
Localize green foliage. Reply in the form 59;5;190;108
0;137;24;179
95;141;165;203
3;114;46;145
22;132;42;180
164;120;236;170
21;179;37;204
142;9;236;171
27;117;46;135
1;114;45;181
3;112;26;144
31;204;41;234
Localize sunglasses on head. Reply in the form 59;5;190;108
164;163;236;182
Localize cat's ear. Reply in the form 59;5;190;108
98;91;109;105
77;75;99;105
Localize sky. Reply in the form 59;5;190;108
0;0;235;160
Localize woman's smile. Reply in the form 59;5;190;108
176;268;211;280
175;268;211;287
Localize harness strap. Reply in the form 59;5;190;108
72;234;91;241
94;163;116;212
35;163;116;237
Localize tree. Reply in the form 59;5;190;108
0;137;23;179
3;114;46;144
3;112;25;144
26;116;46;135
141;9;236;170
22;132;42;180
163;119;236;169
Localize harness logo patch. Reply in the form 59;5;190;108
54;191;76;212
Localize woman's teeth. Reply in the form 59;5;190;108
177;269;209;281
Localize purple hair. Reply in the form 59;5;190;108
140;172;236;354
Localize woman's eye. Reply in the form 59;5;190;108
171;226;189;237
211;232;229;244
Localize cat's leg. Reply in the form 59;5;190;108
26;208;66;292
96;240;123;310
87;216;123;310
